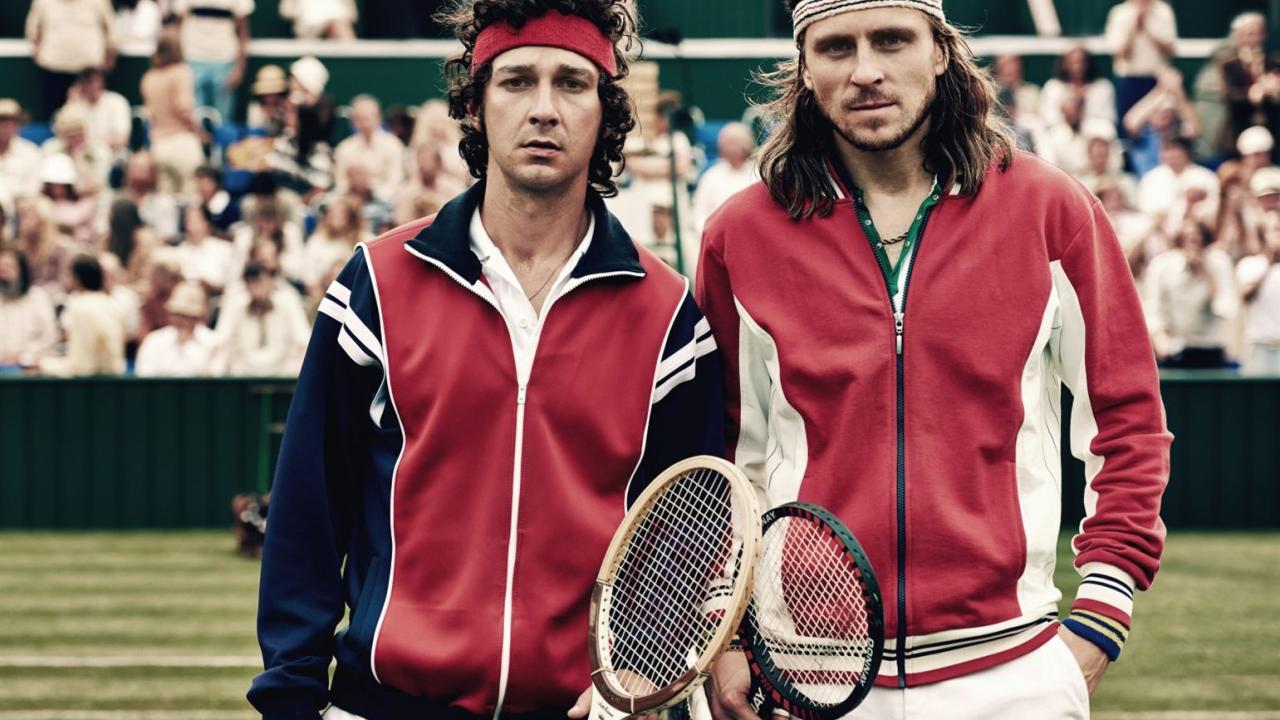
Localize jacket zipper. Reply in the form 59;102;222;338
407;247;645;717
855;197;932;688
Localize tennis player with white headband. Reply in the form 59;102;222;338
699;0;1170;718
249;2;725;719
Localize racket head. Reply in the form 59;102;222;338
742;502;885;720
588;456;761;715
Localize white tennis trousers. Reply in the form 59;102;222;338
323;636;1088;720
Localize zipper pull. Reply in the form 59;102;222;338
517;384;527;405
894;312;904;355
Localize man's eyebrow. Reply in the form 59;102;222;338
868;25;918;42
492;64;536;77
812;32;856;50
557;64;594;77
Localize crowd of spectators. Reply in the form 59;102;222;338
2;0;1279;377
996;1;1280;374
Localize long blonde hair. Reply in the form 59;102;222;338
756;13;1015;221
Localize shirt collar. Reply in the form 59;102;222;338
405;181;644;284
468;205;595;285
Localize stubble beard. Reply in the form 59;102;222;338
829;83;937;153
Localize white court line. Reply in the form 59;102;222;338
0;656;260;668
1090;707;1280;712
1097;714;1280;720
0;707;254;712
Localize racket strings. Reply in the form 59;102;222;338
604;468;748;697
751;515;875;706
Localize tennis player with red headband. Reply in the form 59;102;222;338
247;1;723;718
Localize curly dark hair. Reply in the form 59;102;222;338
437;0;637;197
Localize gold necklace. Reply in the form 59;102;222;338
523;264;560;301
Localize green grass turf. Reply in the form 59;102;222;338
0;531;1276;716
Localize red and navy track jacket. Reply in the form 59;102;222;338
698;152;1171;687
249;183;723;719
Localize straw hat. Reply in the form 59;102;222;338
252;65;288;96
165;281;207;317
53;105;88;136
1250;167;1280;198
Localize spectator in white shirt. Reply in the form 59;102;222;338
993;54;1040;124
1040;45;1117;130
109;151;181;268
38;254;126;376
1237;185;1280;375
1105;0;1178;124
25;0;118;117
1079;135;1137;207
0;247;58;367
303;195;365;291
0;99;43;201
172;0;252;125
176;204;235;295
1143;219;1238;368
1094;177;1154;277
115;0;162;57
1138;137;1220;219
62;68;132;157
215;261;310;377
232;197;307;286
692;122;759;235
279;0;357;40
1036;91;1119;179
334;95;405;201
134;280;219;376
42;104;111;197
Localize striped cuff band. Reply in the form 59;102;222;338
1063;610;1129;661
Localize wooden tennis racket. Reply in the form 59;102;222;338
587;456;762;719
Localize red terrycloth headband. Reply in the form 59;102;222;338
471;11;618;78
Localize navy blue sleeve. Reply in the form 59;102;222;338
248;249;385;720
627;290;726;507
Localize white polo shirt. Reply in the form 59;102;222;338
1104;0;1178;77
468;207;594;385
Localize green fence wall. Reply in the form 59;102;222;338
0;378;293;529
1;374;1277;529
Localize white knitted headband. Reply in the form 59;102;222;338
792;0;946;39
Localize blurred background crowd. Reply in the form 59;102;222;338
0;0;1278;378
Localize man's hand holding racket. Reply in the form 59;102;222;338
705;649;762;720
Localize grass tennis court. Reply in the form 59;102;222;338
0;531;1277;719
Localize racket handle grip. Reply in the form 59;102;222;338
749;681;779;718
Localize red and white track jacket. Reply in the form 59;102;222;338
250;184;724;719
697;151;1171;687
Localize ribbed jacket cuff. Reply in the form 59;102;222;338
1067;562;1136;661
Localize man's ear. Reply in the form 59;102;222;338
800;53;815;92
933;41;948;78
